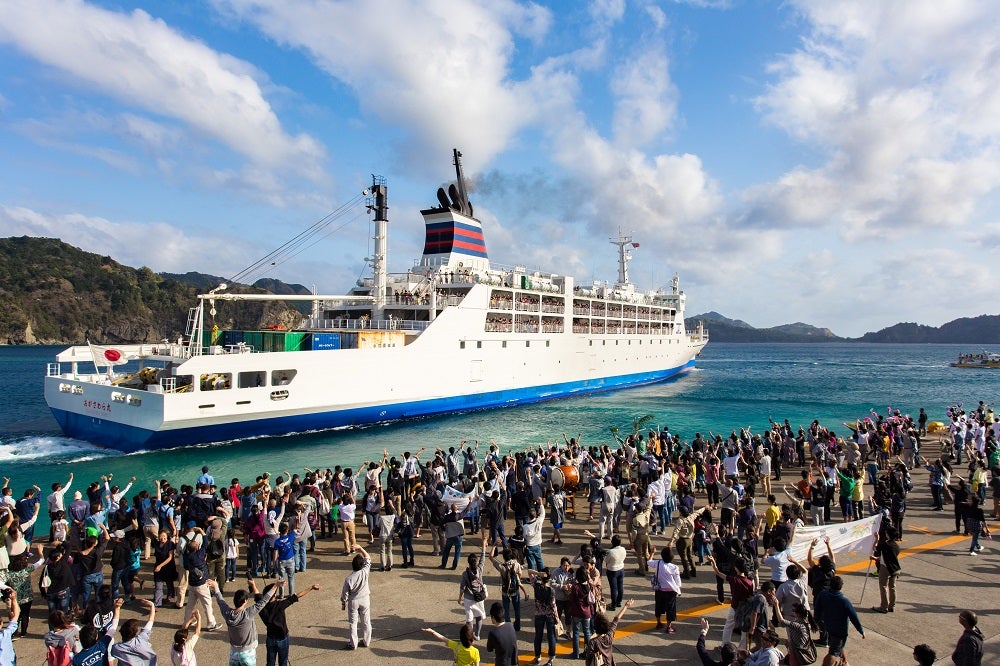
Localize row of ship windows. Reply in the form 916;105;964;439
460;338;677;349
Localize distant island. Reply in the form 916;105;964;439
1;236;998;344
685;311;1000;344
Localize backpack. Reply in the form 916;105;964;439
206;538;224;560
46;642;72;666
633;509;650;529
500;562;519;598
319;495;332;516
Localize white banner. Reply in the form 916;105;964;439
441;485;479;513
788;513;882;562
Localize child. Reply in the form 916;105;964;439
224;534;239;582
50;510;69;546
170;608;201;665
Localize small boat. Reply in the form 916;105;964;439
950;351;1000;369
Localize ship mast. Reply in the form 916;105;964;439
367;175;388;319
611;230;634;286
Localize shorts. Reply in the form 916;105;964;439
229;647;257;665
552;521;563;530
653;589;677;622
827;634;847;656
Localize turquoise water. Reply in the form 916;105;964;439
1;343;995;527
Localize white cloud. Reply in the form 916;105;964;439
0;0;324;180
0;204;255;275
610;47;678;148
214;0;558;174
749;0;1000;237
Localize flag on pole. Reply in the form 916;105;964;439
788;513;882;562
87;340;130;371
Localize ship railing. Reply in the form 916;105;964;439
573;307;591;315
540;304;565;314
485;322;513;333
515;302;540;312
488;300;513;311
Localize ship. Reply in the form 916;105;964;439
950;351;1000;369
44;150;709;452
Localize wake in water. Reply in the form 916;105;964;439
0;435;111;464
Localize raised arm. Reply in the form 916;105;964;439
421;627;450;643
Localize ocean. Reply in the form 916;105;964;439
1;343;995;528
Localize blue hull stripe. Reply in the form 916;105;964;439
50;361;696;453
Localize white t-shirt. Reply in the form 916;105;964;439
604;545;627;572
759;455;772;476
723;455;741;477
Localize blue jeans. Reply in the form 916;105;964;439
533;614;556;659
47;588;71;613
399;534;414;565
81;571;104;606
225;558;237;581
654;504;667;533
525;544;544;572
571;616;592;658
277;558;296;596
441;535;463;569
111;567;132;600
265;634;290;666
502;592;522;631
248;541;263;575
606;569;624;609
293;541;307;572
969;527;982;553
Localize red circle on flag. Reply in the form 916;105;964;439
104;349;121;362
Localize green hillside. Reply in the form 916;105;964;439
0;237;298;344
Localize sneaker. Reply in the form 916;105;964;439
358;640;368;647
530;659;541;665
206;624;223;632
342;643;356;650
976;545;984;552
968;551;978;556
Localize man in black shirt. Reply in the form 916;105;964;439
259;582;321;665
485;602;517;666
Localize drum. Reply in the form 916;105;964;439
550;466;565;489
558;465;580;491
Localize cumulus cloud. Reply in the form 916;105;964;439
214;0;556;174
610;47;678;148
0;0;325;182
748;0;1000;237
0;205;255;275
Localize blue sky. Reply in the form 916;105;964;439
2;0;999;337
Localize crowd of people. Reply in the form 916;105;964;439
0;401;995;665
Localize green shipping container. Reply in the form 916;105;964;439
262;331;286;352
244;331;263;351
284;331;307;351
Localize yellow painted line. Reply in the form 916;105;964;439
516;532;973;662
